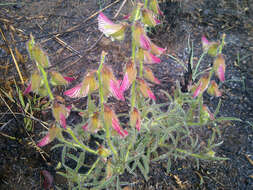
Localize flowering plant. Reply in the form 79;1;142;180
23;1;237;189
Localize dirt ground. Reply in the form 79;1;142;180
0;0;253;189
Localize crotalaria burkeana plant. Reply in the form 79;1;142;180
30;1;232;189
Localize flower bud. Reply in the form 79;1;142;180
213;54;226;82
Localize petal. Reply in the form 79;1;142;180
59;113;67;129
64;83;89;98
110;79;125;101
112;118;128;138
82;123;89;131
37;134;50;147
120;73;130;92
201;35;210;52
98;12;124;39
140;34;151;50
63;76;75;82
41;170;54;190
130;108;141;131
144;67;160;84
213;54;226;82
192;81;202;98
23;83;32;95
218;63;225;82
150;42;166;56
138;78;156;100
144;50;161;64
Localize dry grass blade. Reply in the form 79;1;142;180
0;27;24;84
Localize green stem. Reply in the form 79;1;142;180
218;33;226;54
144;0;148;8
66;128;98;155
82;157;100;181
192;52;206;81
37;64;54;100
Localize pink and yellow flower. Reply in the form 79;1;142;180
213;54;226;82
133;22;151;50
142;8;160;27
82;112;103;133
37;125;61;147
64;70;98;98
130;107;141;131
50;71;75;86
201;35;219;56
191;74;210;98
101;65;125;101
137;78;156;101
52;102;71;129
24;70;42;95
144;66;160;84
207;80;222;97
120;60;137;92
98;12;128;41
104;104;128;138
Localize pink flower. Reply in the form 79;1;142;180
98;12;127;41
50;71;75;86
213;54;226;82
112;118;128;138
142;8;161;27
82;112;102;133
133;23;151;50
192;75;210;98
201;35;219;56
64;71;98;98
150;42;166;56
37;133;50;147
143;50;161;64
130;108;141;131
52;102;70;129
37;125;61;147
144;67;160;84
137;78;156;101
207;80;222;97
110;79;125;101
120;60;137;92
101;65;125;101
24;70;41;95
104;104;128;138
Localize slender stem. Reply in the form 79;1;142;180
192;52;206;81
82;157;100;182
37;64;54;100
66;128;98;155
144;0;148;8
130;81;136;111
218;33;226;54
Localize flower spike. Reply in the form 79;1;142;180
24;70;41;95
98;12;127;41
